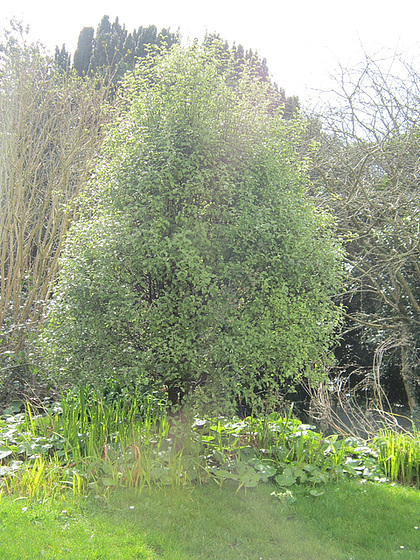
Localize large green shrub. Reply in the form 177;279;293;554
40;44;343;411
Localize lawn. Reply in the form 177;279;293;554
1;480;419;559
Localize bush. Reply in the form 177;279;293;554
40;44;343;412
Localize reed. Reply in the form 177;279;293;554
374;429;420;486
1;391;420;501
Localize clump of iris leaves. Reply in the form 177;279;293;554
0;389;419;500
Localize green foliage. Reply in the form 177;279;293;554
374;429;420;486
40;43;343;410
3;396;414;501
3;399;420;559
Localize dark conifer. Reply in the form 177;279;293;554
73;27;94;76
54;44;71;73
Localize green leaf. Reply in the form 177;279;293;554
275;472;296;487
0;446;13;460
309;489;325;497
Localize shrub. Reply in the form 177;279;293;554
40;44;343;411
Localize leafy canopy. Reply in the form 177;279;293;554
41;44;343;411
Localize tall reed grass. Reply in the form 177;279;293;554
0;392;419;500
374;429;420;486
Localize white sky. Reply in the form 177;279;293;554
2;0;420;105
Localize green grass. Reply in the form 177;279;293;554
1;480;420;559
292;479;420;560
0;495;157;559
104;482;342;560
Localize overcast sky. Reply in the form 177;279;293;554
1;0;420;104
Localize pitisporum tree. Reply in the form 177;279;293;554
40;44;343;412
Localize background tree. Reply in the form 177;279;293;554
0;23;110;398
72;26;93;75
72;15;179;83
69;18;298;117
203;33;299;119
41;44;343;413
308;53;420;419
54;43;71;73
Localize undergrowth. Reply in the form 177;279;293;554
0;389;419;500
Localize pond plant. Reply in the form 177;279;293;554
0;391;418;500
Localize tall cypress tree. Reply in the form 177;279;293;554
73;27;94;76
203;33;299;118
54;44;71;73
69;16;178;84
